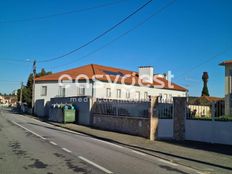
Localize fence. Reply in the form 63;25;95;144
91;97;232;144
156;98;174;119
91;98;150;137
186;100;225;120
156;98;174;139
92;98;149;118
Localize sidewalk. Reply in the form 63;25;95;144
48;122;232;174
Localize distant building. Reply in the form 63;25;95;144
0;95;17;106
188;96;224;118
219;60;232;115
0;95;4;104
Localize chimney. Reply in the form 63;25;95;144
138;66;154;83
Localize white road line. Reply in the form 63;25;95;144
11;121;46;140
131;150;146;156
25;116;84;135
93;138;123;149
10;115;204;174
50;141;57;146
78;156;113;174
62;147;72;153
19;114;123;150
158;159;178;166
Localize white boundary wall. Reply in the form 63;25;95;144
185;120;232;145
158;119;173;139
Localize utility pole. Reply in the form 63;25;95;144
32;60;36;113
20;82;23;105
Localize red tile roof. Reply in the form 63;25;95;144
35;64;187;92
188;96;224;105
202;96;223;102
219;60;232;66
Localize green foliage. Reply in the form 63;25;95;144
188;96;210;106
187;117;212;121
36;68;52;77
187;115;232;121
215;115;232;121
201;72;210;96
201;86;210;96
17;68;52;108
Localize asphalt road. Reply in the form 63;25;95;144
0;107;203;174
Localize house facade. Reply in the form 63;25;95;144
34;64;187;117
219;60;232;115
187;96;224;118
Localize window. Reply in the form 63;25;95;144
116;89;121;98
230;69;232;76
169;94;173;101
41;86;47;96
59;86;65;97
164;94;168;100
144;92;148;100
78;86;85;96
135;91;140;100
106;88;111;97
126;90;130;99
158;93;162;102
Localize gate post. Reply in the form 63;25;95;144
149;96;158;141
173;97;187;141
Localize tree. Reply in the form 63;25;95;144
36;68;52;77
201;72;210;96
40;68;46;76
17;68;52;107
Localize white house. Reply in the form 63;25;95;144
220;60;232;115
34;64;187;116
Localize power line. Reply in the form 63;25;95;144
175;47;231;80
38;0;154;63
0;59;32;64
42;0;177;70
0;0;127;24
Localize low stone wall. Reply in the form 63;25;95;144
92;114;150;138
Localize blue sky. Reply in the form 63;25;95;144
0;0;232;97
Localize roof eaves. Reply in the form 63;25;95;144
219;60;232;66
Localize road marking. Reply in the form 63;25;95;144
78;156;113;174
131;150;146;156
62;147;72;153
10;114;205;174
19;114;123;150
93;138;123;149
24;116;85;136
11;121;46;140
158;158;178;166
50;141;57;146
